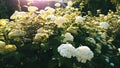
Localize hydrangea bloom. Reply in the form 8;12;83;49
55;16;66;27
8;29;26;38
0;19;8;26
45;7;55;14
118;48;120;53
99;22;110;29
10;11;28;19
63;32;74;42
58;44;75;58
4;45;17;52
34;33;49;42
75;16;85;23
67;1;73;7
75;46;94;63
28;6;38;12
46;15;56;21
55;3;61;7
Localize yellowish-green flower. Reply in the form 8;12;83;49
8;29;26;38
10;11;28;19
45;7;55;14
55;3;61;7
55;16;66;27
34;33;49;42
0;41;6;48
75;16;85;23
67;26;78;34
0;19;8;27
4;45;17;53
0;41;6;54
28;6;38;12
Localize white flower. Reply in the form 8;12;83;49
118;48;120;53
39;10;45;14
75;46;94;63
45;7;55;14
99;22;110;29
67;1;73;7
55;3;61;7
28;6;38;12
75;16;85;23
10;11;28;19
58;44;75;58
63;32;74;42
55;16;66;27
47;15;56;21
110;63;114;67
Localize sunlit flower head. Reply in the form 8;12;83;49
34;33;49;42
75;16;85;23
99;22;110;29
0;41;6;48
67;1;73;7
58;43;75;58
75;46;94;63
8;29;26;38
10;11;28;19
4;45;17;52
55;16;66;27
55;3;61;7
28;6;38;12
46;14;56;21
45;7;55;14
0;19;8;26
63;32;74;42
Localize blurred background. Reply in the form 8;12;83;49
0;0;119;19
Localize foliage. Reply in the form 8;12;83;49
0;1;120;68
0;0;8;18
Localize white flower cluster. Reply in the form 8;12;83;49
118;48;120;53
55;16;66;27
99;22;110;29
10;11;28;19
75;16;85;23
67;1;73;7
63;32;74;42
75;46;94;63
58;44;75;58
58;44;94;63
55;3;61;7
8;29;26;38
28;6;38;12
46;15;56;21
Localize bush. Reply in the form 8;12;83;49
0;1;120;68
